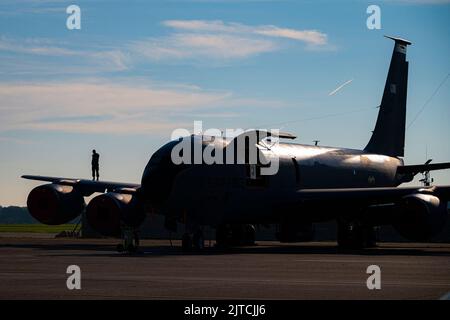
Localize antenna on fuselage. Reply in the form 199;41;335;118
419;158;433;186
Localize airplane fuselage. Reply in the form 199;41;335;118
140;137;404;227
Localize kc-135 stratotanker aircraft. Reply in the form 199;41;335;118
23;36;450;251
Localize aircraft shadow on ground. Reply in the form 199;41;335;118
1;241;449;258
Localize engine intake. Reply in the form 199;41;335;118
27;184;85;225
394;193;448;241
86;192;145;237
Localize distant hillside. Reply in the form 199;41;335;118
0;206;39;224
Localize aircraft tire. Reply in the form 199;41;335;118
337;221;377;249
215;225;229;248
241;224;256;246
193;230;204;250
182;233;192;251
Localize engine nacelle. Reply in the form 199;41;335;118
393;193;448;241
27;184;85;225
86;192;145;237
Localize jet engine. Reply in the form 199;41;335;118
393;193;448;241
27;184;85;225
86;192;145;237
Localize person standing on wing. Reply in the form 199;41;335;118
91;149;100;181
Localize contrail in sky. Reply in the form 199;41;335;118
328;79;353;96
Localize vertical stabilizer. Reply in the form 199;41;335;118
364;36;411;157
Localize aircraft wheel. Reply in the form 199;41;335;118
182;233;192;251
215;225;230;248
215;224;256;247
230;224;256;246
116;244;124;253
337;221;377;249
193;230;204;250
127;244;136;253
242;224;256;245
337;221;363;249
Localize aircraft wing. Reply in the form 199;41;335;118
22;175;140;195
397;162;450;175
294;185;450;205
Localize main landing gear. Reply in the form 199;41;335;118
215;224;256;248
337;220;378;249
182;229;205;252
181;224;257;251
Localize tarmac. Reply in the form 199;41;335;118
0;235;449;299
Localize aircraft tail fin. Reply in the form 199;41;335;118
364;36;412;157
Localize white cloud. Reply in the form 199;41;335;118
0;80;223;134
0;20;329;71
0;79;285;135
0;36;76;56
163;20;328;45
0;20;322;135
131;33;277;60
255;27;327;45
0;36;130;73
132;20;328;61
163;20;239;33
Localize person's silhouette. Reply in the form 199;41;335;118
91;149;100;181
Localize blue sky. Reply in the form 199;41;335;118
0;0;449;206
